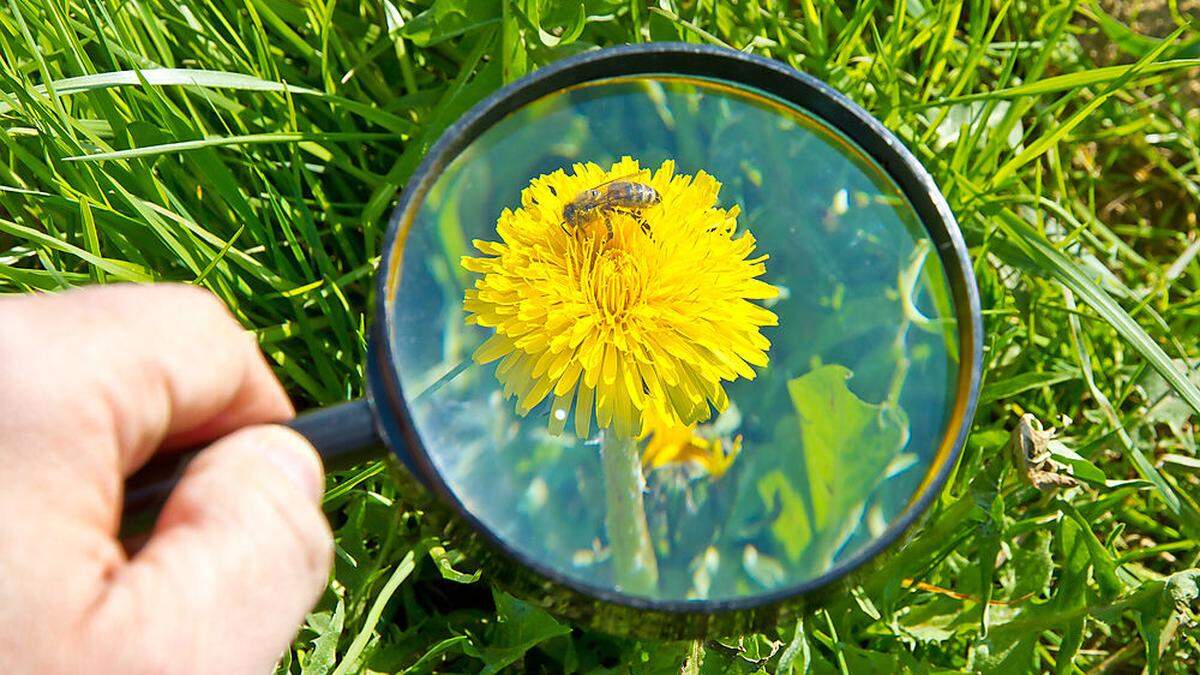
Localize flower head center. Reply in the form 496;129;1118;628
586;244;645;321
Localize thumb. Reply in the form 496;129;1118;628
97;426;333;674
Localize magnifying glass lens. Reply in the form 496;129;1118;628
388;75;962;606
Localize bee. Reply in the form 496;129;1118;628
562;174;661;228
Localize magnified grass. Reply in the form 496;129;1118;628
2;0;1199;672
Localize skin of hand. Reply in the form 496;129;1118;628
0;284;334;674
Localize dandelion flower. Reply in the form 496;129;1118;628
462;157;778;439
640;410;742;478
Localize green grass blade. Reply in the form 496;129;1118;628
14;67;321;96
63;131;403;161
331;550;417;675
912;58;1200;110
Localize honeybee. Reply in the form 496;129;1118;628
562;174;661;228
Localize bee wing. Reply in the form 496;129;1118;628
583;171;648;191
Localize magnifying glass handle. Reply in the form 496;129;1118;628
121;399;383;535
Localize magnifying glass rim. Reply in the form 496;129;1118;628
373;41;983;614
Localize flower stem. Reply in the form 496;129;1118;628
601;431;659;596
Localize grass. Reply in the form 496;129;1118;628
2;0;1200;672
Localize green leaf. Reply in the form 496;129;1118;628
776;618;812;674
1127;569;1200;673
301;598;344;675
787;365;909;558
63;131;404;162
473;590;571;674
915;59;1200;110
1061;504;1125;600
974;634;1037;674
682;639;704;675
755;471;812;563
977;493;1004;636
401;0;503;46
512;0;586;48
735;634;780;663
837;642;940;674
979;369;1078;405
400;636;472;673
897;595;976;643
1139;358;1200;440
1005;530;1054;600
330;550;417;675
0;218;153;281
1045;440;1107;484
22;67;320;97
1055;617;1085;675
0;67;412;131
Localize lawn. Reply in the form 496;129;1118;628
2;0;1200;672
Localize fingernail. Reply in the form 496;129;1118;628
261;430;325;502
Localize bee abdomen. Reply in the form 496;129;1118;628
606;181;661;207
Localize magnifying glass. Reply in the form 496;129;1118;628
125;42;981;638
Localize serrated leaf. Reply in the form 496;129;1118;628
737;634;780;663
473;590;570;674
785;365;909;564
974;634;1037;673
301;598;344;675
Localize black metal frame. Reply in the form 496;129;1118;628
369;42;983;630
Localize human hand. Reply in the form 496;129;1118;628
0;284;333;674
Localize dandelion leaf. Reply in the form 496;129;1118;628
786;365;909;558
469;590;571;675
300;598;344;675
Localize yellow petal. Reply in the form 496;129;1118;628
473;333;513;364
